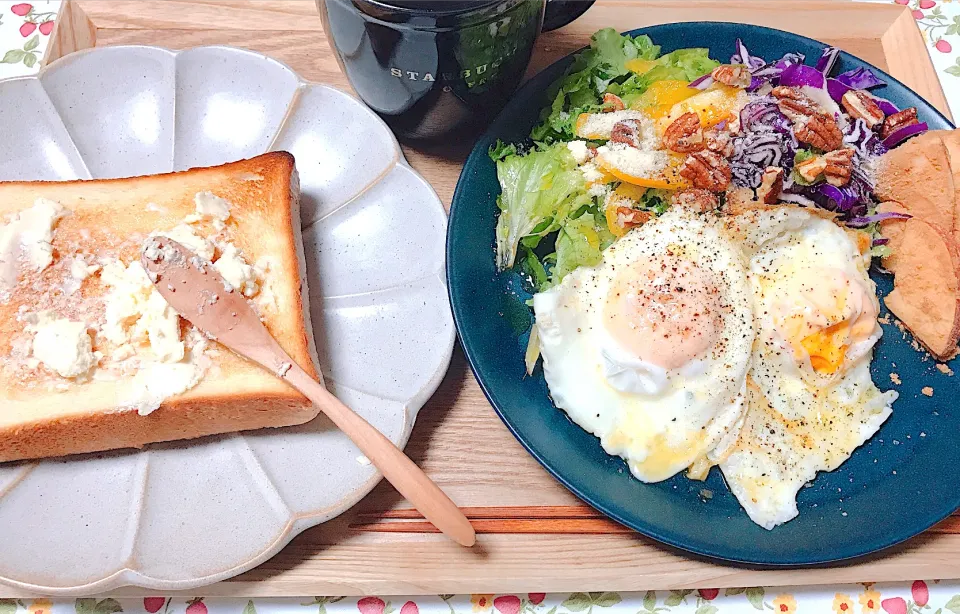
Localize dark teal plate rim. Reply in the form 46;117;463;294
448;22;960;566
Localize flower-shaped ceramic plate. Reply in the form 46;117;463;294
0;45;453;594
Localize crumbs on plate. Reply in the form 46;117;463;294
921;386;934;397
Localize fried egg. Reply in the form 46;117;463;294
719;206;897;529
533;207;755;483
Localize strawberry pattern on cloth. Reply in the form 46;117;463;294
0;0;959;610
856;0;960;117
0;0;61;78
1;583;959;614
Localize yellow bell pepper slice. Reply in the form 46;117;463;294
625;59;657;74
595;155;690;190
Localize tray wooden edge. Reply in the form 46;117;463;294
20;0;957;597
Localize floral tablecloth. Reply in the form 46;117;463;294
1;583;959;614
1;0;960;610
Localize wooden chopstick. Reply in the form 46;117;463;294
350;506;960;535
358;505;608;520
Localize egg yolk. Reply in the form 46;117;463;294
773;269;878;374
800;321;851;373
604;252;724;370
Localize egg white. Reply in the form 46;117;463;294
719;206;897;529
533;207;755;483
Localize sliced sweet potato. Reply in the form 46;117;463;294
877;201;910;272
882;216;960;360
875;131;955;235
937;130;960;242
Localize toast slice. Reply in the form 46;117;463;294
879;204;960;360
875;131;955;235
0;152;322;462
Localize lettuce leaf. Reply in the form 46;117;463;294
519;246;548;289
638;188;672;215
791;148;821;185
614;48;719;103
551;208;615;285
488;139;518;162
657;47;719;80
494;144;590;270
531;28;660;143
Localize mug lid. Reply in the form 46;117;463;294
349;0;511;27
365;0;501;11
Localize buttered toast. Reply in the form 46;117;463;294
0;152;321;462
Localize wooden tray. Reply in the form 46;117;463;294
29;0;960;597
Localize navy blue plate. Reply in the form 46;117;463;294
448;22;960;565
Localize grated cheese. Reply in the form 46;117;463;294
581;162;604;183
567;140;591;164
596;142;668;180
576;110;649;140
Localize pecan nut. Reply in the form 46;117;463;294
673;188;719;212
841;90;885;129
880;107;919;140
794;114;843;151
823;147;855;187
615;206;652;231
602;92;625;112
704;126;735;158
772;86;843;151
610;119;645;148
795;156;827;183
679;150;731;191
663;112;705;153
711;64;752;89
771;86;820;120
757;167;784;204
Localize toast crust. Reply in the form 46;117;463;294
0;390;318;461
0;152;321;462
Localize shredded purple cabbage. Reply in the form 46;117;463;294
826;78;851;104
730;99;797;188
729;40;805;91
844;118;888;158
848;210;912;227
882;122;929;147
731;131;797;188
873;96;900;116
784;163;874;218
827;68;888;104
731;38;766;71
689;73;714;90
749;53;805;90
739;97;793;134
719;40;917;230
779;63;826;89
815;46;840;75
836;66;885;90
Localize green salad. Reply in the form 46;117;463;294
491;28;719;293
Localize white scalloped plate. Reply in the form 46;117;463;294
0;45;454;594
